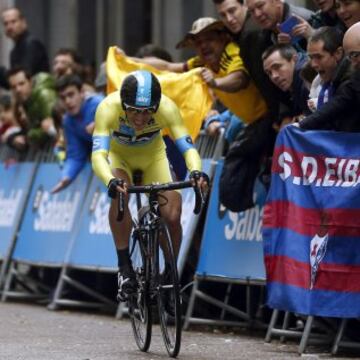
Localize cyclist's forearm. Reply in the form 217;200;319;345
173;134;202;172
91;151;114;186
92;133;113;185
183;148;202;172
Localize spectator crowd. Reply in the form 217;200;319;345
0;1;360;198
1;1;360;352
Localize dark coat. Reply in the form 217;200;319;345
278;52;311;121
309;10;346;33
300;68;360;132
11;30;49;75
219;116;276;212
235;13;288;123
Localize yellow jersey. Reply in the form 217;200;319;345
91;92;202;186
186;42;268;124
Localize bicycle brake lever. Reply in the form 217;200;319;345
117;192;125;221
193;185;202;215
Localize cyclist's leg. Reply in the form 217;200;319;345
108;167;136;300
158;190;182;258
109;168;132;250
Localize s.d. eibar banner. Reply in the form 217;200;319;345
263;125;360;318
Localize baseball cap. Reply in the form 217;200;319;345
176;17;226;49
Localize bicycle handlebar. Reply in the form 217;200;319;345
116;180;205;221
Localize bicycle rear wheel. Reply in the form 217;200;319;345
157;220;182;358
129;232;152;352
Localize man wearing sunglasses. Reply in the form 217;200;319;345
298;21;360;131
91;70;209;301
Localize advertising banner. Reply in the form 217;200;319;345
263;126;360;317
65;176;117;269
12;163;92;265
0;162;36;258
197;160;267;280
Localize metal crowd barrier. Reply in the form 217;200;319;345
0;143;56;301
183;160;267;331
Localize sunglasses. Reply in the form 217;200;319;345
347;51;360;60
123;103;157;114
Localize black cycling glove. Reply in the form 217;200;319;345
107;178;124;199
189;170;210;184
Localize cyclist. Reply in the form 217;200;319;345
91;70;208;301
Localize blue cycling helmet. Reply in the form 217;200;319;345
120;70;161;111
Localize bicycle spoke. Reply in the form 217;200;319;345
157;221;182;358
129;239;152;352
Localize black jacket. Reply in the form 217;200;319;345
11;31;49;75
309;10;346;33
235;13;288;123
278;52;311;121
300;68;360;132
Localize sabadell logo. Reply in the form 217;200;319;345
33;191;80;232
0;189;23;227
89;193;111;235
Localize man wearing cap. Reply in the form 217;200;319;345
129;17;267;127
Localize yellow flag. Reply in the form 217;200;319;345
106;46;213;141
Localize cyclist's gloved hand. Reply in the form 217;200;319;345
107;178;125;199
190;171;210;214
189;170;210;185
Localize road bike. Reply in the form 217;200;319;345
117;178;204;357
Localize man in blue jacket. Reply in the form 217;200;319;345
51;74;104;193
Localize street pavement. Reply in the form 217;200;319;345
0;302;354;360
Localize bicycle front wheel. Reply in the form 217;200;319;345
157;220;182;358
129;232;152;352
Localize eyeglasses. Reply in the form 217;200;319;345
347;51;360;60
123;103;156;115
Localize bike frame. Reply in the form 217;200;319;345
118;179;204;357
